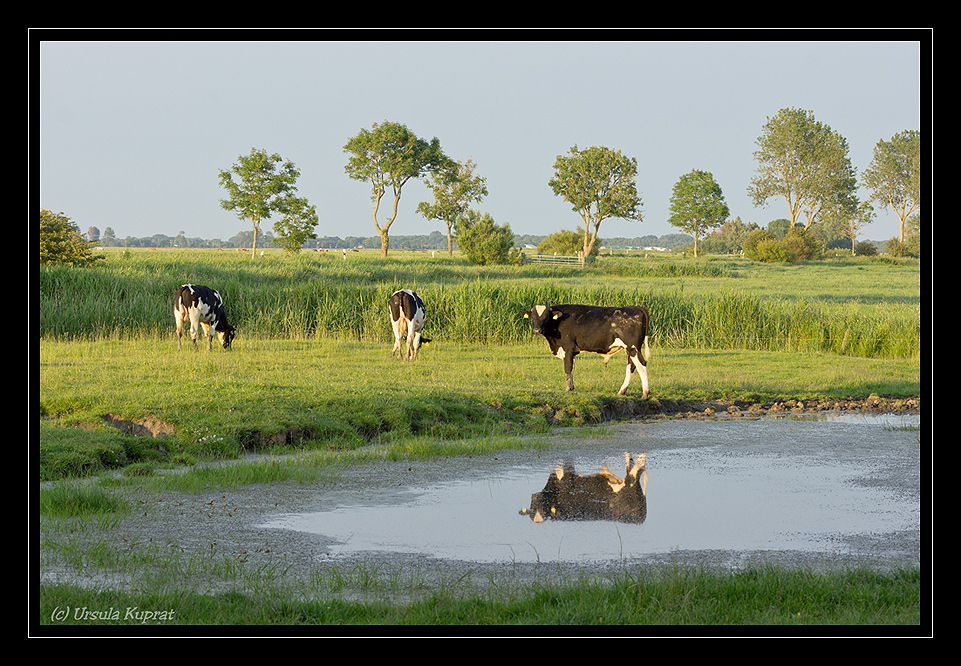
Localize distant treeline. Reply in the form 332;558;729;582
95;229;695;252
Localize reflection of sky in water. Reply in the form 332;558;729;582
260;415;921;564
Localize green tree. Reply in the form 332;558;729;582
861;130;921;243
748;107;858;230
548;145;642;258
453;210;518;265
667;169;729;257
767;218;792;240
417;157;488;256
40;210;103;266
841;201;875;255
344;121;454;257
273;196;319;254
219;148;303;258
701;216;759;255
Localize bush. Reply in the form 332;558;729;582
854;241;878;257
744;226;822;262
754;238;795;262
784;226;822;260
454;210;519;265
40;210;104;267
742;229;774;261
537;229;599;257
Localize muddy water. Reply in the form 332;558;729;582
259;413;922;570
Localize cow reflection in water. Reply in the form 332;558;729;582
521;453;648;523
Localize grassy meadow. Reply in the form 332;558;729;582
38;248;922;479
37;248;923;627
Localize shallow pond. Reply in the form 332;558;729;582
260;413;922;568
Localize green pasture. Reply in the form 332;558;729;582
37;249;923;627
38;249;922;480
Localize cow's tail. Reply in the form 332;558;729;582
643;335;650;361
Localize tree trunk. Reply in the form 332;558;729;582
379;230;390;257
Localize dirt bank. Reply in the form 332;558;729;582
592;394;920;424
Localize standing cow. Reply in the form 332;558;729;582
521;452;648;523
524;304;650;397
174;284;236;351
389;289;430;360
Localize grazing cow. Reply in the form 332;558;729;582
524;304;650;397
389;289;430;360
521;452;648;523
174;284;236;351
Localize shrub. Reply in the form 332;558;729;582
784;226;822;260
537;229;599;257
454;210;519;265
754;238;795;262
40;210;104;267
742;229;774;261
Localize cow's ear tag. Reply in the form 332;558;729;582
552;312;562;320
550;506;556;514
523;312;529;319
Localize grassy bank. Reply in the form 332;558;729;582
38;336;920;481
38;565;922;627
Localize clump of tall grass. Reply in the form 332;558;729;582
39;251;920;359
39;484;127;517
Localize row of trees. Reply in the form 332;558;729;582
44;110;919;265
217;111;918;262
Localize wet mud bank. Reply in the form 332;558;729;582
98;395;921;449
595;394;920;423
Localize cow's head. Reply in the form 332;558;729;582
217;325;237;350
523;305;562;336
519;465;569;522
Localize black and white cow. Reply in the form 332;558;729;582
524;304;650;397
174;284;236;351
389;289;430;360
521;452;648;523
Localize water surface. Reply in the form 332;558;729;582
260;414;922;566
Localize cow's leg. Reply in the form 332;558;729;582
409;329;421;360
564;351;575;391
188;312;201;350
390;319;405;359
628;352;650;399
201;322;214;351
175;309;184;350
618;358;634;395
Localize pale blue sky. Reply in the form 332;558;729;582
37;36;925;243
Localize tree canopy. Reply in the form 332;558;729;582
417;157;488;256
861;130;920;243
548;145;642;258
747;108;857;230
219;148;305;258
272;196;319;254
344;121;454;257
667;169;730;257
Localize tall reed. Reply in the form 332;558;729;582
38;252;920;359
